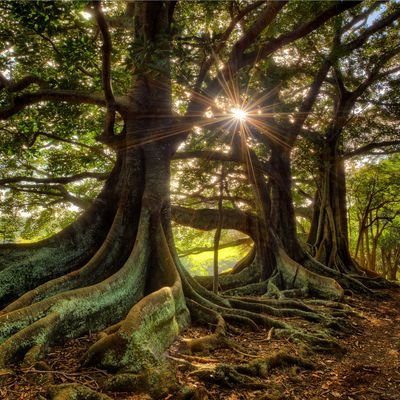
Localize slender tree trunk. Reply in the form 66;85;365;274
213;164;225;293
359;231;366;267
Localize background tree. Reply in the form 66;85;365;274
347;155;400;275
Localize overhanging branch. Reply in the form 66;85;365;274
344;140;400;159
0;172;108;186
171;205;257;238
0;90;106;120
0;73;47;92
241;2;360;74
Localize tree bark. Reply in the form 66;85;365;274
269;143;305;262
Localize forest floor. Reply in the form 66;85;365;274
1;289;399;400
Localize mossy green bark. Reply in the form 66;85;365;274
83;281;190;372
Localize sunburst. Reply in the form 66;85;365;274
230;107;247;121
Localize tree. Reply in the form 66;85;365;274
173;1;400;296
0;1;397;397
379;219;400;280
304;3;400;278
347;155;400;275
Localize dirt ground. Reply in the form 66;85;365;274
1;289;399;400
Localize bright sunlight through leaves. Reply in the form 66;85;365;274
230;107;247;121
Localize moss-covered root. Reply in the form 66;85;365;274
191;351;315;388
102;366;178;399
82;282;190;372
46;383;112;400
275;327;344;355
82;221;190;372
0;312;60;369
194;258;260;292
4;208;135;313
276;248;344;301
179;299;228;354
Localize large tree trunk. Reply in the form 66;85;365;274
308;134;357;274
269;143;305;262
0;0;190;378
235;144;344;300
0;135;193;370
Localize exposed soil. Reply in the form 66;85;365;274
1;289;399;400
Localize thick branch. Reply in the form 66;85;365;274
92;1;117;138
7;184;91;209
0;73;47;92
241;2;360;73
0;90;106;120
352;46;400;99
174;148;273;177
0;172;108;186
229;1;287;68
341;2;382;33
187;1;359;118
342;7;400;54
173;193;253;208
193;1;265;93
28;131;114;161
294;59;331;135
344;140;400;159
171;205;257;238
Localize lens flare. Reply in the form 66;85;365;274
230;107;247;121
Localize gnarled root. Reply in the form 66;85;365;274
275;249;344;301
82;284;189;372
179;299;228;355
3;205;138;313
82;222;190;372
103;366;178;398
0;211;152;371
190;351;315;388
46;383;112;400
0;160;123;308
275;328;344;355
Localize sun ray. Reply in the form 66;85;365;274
230;107;247;121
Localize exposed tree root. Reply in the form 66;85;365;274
4;200;139;313
0;216;351;399
194;262;260;292
102;366;178;398
179;277;346;361
303;254;392;296
82;220;190;372
179;300;227;354
0;173;363;400
219;249;346;301
190;351;315;389
275;248;344;300
46;383;112;400
226;296;316;313
223;280;269;296
0;161;122;308
274;328;344;355
0;210;151;370
227;298;324;323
